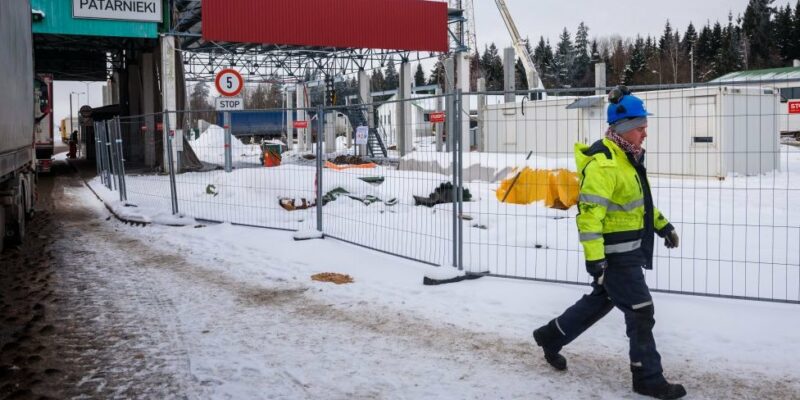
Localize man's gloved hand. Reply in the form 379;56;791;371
585;259;608;278
664;228;679;249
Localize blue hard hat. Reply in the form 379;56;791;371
606;86;650;125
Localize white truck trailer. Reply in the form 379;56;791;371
0;1;40;252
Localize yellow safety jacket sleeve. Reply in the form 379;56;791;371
654;207;672;236
576;161;615;262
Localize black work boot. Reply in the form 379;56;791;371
632;380;687;399
532;320;567;371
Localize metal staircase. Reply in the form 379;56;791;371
367;127;388;158
341;105;387;158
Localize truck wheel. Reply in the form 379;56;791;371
0;208;5;254
23;184;34;220
6;195;25;246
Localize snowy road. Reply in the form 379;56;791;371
1;159;798;399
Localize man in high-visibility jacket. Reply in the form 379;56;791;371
532;87;685;400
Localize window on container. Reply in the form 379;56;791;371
780;87;800;102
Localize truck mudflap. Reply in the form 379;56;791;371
37;158;52;173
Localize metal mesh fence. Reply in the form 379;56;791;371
320;95;458;266
97;81;800;303
462;82;799;303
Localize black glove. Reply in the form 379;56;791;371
664;228;679;249
585;259;608;278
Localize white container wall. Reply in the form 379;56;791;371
481;86;780;177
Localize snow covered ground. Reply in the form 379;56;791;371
108;126;800;301
75;171;800;399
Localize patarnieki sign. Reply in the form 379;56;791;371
73;0;162;22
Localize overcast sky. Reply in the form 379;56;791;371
473;0;795;50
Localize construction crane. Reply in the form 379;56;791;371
493;0;545;92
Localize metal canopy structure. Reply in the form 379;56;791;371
173;0;468;83
33;34;156;81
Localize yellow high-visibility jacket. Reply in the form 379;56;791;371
575;139;673;269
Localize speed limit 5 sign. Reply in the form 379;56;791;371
215;68;244;97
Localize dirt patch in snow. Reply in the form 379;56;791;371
311;272;354;285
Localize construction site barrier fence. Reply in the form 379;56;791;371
94;81;800;304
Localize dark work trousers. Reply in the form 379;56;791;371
546;264;664;384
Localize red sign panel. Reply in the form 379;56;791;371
789;101;800;114
202;0;448;52
294;120;309;129
429;111;446;123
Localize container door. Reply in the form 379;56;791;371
687;95;719;177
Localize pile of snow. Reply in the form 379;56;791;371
189;124;263;166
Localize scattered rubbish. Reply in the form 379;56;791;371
357;176;385;185
472;223;488;230
206;184;219;197
330;155;368;165
324;160;377;170
311;272;354;285
279;197;315;211
414;182;472;207
280;186;397;211
322;187;397;206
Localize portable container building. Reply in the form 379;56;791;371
710;66;800;135
482;86;780;177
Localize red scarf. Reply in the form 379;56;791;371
605;128;643;161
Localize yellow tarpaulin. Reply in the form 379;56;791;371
496;167;580;210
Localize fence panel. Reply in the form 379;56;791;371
117;113;176;215
460;82;800;302
320;95;457;266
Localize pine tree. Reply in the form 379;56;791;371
533;37;551;78
573;22;592;86
683;22;698;55
189;81;211;111
774;4;794;63
695;23;714;70
659;21;674;54
266;83;283;108
627;36;647;84
414;64;426;87
792;0;800;60
188;81;213;125
371;69;386;92
428;61;445;87
713;16;745;78
742;0;776;68
515;58;528;90
552;28;574;86
384;60;399;90
480;43;504;91
246;84;270;109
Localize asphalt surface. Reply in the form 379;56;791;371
0;156;187;399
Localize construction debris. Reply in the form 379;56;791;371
329;155;369;165
413;182;472;207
